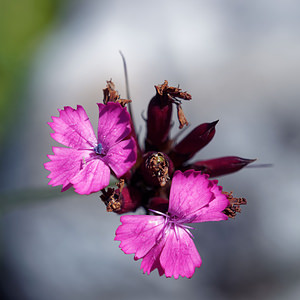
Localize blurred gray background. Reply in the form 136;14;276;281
1;0;300;299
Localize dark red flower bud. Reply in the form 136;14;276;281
116;186;142;214
140;152;174;187
148;197;169;214
169;121;218;167
145;83;173;151
190;156;256;177
145;80;192;152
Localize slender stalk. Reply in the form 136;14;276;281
119;51;133;116
119;50;142;163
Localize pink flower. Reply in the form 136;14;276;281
115;170;229;279
44;102;137;195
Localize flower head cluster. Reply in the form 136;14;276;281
45;79;253;279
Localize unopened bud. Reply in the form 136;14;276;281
190;156;256;177
145;80;192;152
169;121;218;167
116;186;142;214
145;87;173;151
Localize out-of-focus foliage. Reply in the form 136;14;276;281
0;0;61;144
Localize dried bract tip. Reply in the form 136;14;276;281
103;80;131;107
117;98;132;106
100;179;125;212
103;80;119;104
223;191;247;218
100;186;122;213
117;178;125;191
155;80;192;101
176;104;189;129
100;179;142;214
145;152;170;187
155;80;169;96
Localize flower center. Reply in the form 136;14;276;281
94;143;103;155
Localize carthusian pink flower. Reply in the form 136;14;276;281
115;170;229;279
44;102;137;195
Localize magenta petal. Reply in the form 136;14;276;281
44;147;91;191
103;137;137;178
48;105;97;149
168;170;213;220
192;181;229;223
140;235;166;276
70;159;110;194
115;215;165;259
97;102;131;149
160;227;201;279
